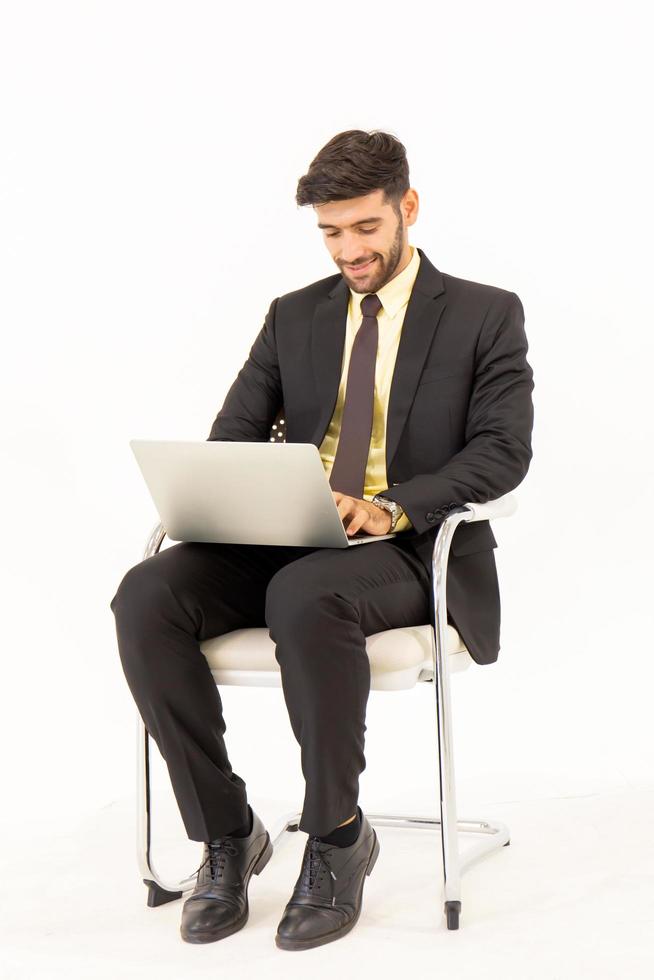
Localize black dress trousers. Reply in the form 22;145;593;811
109;537;432;841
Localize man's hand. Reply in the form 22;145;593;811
332;491;392;536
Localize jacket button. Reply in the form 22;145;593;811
426;512;435;522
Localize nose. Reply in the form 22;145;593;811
336;233;371;267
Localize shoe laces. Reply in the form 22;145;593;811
302;837;338;906
193;837;240;881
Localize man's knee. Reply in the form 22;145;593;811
109;558;171;621
110;561;188;683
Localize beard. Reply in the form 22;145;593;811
340;216;405;293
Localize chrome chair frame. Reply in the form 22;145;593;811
134;492;516;931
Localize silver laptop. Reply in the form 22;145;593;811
129;439;398;548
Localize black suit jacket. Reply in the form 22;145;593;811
208;247;534;665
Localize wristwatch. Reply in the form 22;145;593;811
371;494;404;532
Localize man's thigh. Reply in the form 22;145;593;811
265;539;432;637
111;540;320;640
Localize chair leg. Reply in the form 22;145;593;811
432;607;463;927
429;525;510;929
136;712;192;906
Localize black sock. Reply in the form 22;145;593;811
316;805;362;848
225;804;253;839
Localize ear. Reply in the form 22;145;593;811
403;188;419;226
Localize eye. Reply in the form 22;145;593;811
326;228;377;238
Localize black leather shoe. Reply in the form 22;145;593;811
275;811;380;951
180;807;273;944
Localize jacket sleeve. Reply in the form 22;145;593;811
377;291;535;535
207;297;283;442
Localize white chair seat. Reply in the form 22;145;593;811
200;623;471;691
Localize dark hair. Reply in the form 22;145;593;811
295;129;410;215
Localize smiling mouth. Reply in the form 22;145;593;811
347;257;377;275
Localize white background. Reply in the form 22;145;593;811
1;1;653;976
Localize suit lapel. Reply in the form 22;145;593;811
310;248;447;473
385;250;447;470
310;281;349;451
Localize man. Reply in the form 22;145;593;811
110;128;534;951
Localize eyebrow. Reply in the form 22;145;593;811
316;216;383;230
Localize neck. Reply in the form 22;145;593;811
389;243;413;281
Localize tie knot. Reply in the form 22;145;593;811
360;293;382;319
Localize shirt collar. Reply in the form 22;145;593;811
349;244;421;320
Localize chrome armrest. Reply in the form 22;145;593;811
431;491;518;566
460;492;517;523
431;493;518;583
427;492;518;671
144;521;167;560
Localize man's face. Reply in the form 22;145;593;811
314;188;416;294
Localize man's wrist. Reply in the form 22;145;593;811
371;494;404;532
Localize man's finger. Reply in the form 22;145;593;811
336;498;356;521
346;509;369;535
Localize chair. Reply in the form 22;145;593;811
135;413;517;930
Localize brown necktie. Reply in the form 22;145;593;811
328;292;382;498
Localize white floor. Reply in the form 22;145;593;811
2;786;653;980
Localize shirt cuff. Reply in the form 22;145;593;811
394;510;413;533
